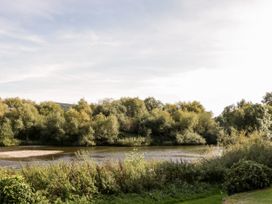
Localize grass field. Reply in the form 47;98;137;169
94;191;223;204
96;188;272;204
224;188;272;204
180;194;222;204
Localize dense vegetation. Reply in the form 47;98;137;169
0;92;271;147
0;97;218;146
0;92;272;203
0;138;272;203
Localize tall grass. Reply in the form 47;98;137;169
1;138;272;203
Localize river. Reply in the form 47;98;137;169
0;145;221;168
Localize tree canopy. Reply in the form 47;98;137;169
0;93;271;147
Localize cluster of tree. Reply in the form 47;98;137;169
0;97;220;146
0;92;271;147
217;92;272;145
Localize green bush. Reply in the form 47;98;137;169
68;162;97;197
224;160;272;194
22;162;97;202
116;136;149;146
0;175;35;204
199;159;227;184
155;161;202;184
119;149;152;192
219;140;272;169
198;139;272;184
95;164;119;194
176;130;206;145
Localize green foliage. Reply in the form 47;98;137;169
64;107;95;146
93;114;119;144
2;151;223;203
176;130;206;145
22;162;97;202
95;164;119;194
0;101;7;118
195;112;220;144
155;161;202;184
41;111;66;144
120;97;147;118
173;111;198;132
219;139;272;168
38;102;59;115
144;97;163;112
0;119;18;146
4;98;41;142
140;109;174;143
6;95;272;146
200;139;272;184
217;100;272;136
123;149;146;180
3;138;272;202
116;136;149;146
176;101;205;113
263;92;272;106
224;160;272;194
0;175;35;204
0;96;222;146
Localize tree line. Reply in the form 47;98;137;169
0;92;271;146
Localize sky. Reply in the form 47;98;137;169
0;0;271;115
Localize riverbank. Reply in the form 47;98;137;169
0;140;272;203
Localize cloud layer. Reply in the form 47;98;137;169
0;0;271;115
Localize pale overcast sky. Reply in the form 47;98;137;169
0;0;271;115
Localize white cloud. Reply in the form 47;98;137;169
140;67;271;115
0;0;271;114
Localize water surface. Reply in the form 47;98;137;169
0;145;220;168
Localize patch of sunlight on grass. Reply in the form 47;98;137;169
224;188;272;204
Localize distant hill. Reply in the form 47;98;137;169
56;102;73;110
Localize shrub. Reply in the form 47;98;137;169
224;160;272;194
68;162;97;197
113;149;153;193
0;175;35;204
155;161;202;184
219;139;272;169
22;161;97;202
95;164;119;194
199;139;272;184
116;136;148;146
176;130;206;145
198;159;227;184
0;119;18;146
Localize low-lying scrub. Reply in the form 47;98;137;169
0;175;35;204
224;160;272;194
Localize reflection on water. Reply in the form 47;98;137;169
0;145;221;168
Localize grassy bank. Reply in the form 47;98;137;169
224;188;272;204
1;139;272;203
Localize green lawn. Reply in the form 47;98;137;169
180;194;222;204
95;188;272;204
224;188;272;204
94;189;222;204
95;193;223;204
